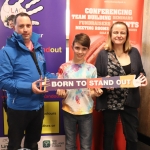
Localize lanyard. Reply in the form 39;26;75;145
30;50;42;76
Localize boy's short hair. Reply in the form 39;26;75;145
72;33;91;48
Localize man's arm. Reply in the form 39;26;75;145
0;49;32;94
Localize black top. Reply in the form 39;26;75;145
122;63;131;75
95;47;146;109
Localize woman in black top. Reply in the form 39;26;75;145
95;21;147;150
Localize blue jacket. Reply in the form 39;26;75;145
0;32;56;110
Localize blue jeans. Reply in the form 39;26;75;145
63;111;93;150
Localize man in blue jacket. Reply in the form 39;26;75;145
0;12;56;150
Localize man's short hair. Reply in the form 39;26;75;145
14;12;32;25
6;15;15;26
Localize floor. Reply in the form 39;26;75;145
137;141;150;150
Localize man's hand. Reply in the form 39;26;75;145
1;0;43;28
32;80;48;94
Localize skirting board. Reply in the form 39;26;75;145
138;132;150;146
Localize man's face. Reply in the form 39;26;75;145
14;16;32;42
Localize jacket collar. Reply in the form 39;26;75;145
7;32;42;51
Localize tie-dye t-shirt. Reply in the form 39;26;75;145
58;61;97;115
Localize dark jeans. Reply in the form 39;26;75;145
7;106;44;150
63;111;93;150
103;106;139;150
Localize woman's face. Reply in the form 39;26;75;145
111;24;127;46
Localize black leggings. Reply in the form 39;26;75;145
102;106;139;150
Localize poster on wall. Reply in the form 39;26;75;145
69;0;144;64
0;0;66;148
69;0;144;150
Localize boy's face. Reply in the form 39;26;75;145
72;42;89;63
8;20;14;29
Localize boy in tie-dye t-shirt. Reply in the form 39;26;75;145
57;33;103;150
